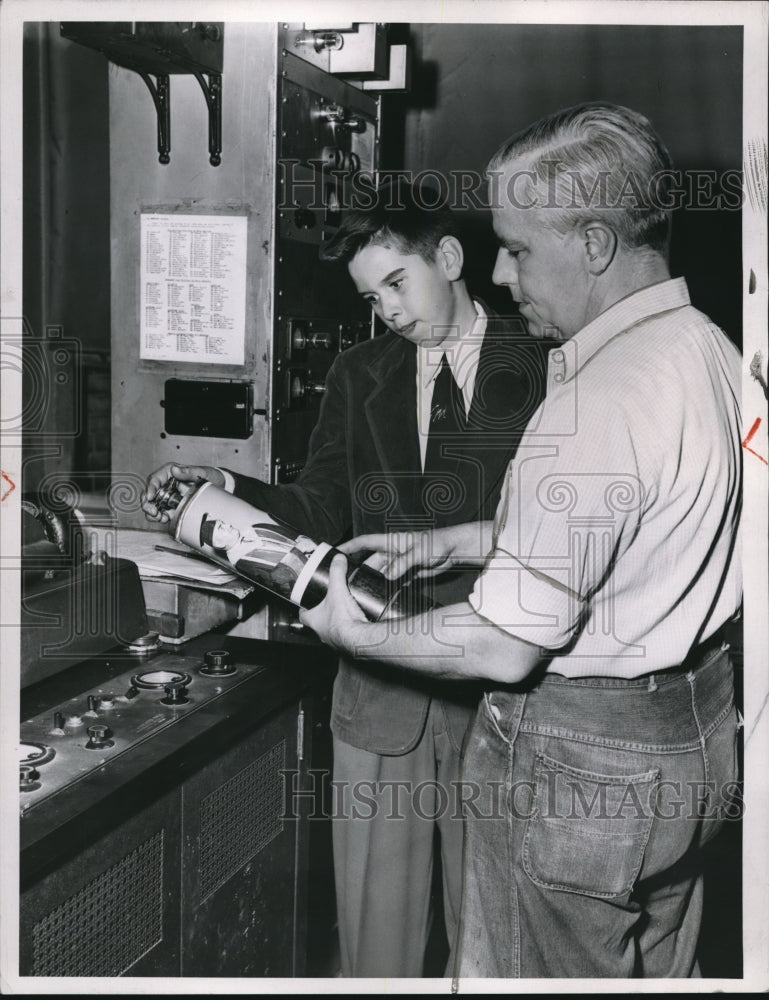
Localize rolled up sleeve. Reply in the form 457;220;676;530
469;546;584;649
469;385;643;651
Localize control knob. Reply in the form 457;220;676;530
161;679;190;705
291;324;307;352
294;29;344;53
85;724;114;750
20;765;41;792
308;331;333;350
304;378;326;397
201;649;237;676
289;373;326;403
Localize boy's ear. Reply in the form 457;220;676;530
437;236;464;280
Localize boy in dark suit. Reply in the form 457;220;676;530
142;181;547;976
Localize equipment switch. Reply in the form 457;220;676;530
201;649;237;676
20;765;41;792
161;680;190;705
85;724;114;750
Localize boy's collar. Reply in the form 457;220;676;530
419;301;488;389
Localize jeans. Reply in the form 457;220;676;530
454;646;739;978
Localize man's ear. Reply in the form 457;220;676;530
437;235;464;280
582;223;616;275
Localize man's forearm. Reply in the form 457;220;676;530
341;601;544;684
446;520;495;569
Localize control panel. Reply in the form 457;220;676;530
265;42;379;643
271;49;378;491
19;633;327;978
273;315;370;483
19;645;263;813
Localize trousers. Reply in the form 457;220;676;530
332;698;466;977
453;646;740;978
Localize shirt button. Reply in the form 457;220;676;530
552;350;564;363
489;701;502;721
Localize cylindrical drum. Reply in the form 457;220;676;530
171;481;425;622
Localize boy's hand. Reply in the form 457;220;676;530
141;463;225;523
299;554;368;651
339;528;458;580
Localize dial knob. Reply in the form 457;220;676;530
85;724;114;749
205;649;231;670
291;324;307;352
308;332;333;350
161;680;189;705
20;765;41;792
201;649;236;676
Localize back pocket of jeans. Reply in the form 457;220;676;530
522;751;659;898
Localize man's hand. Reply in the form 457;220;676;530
299;554;369;652
141;463;225;523
301;552;544;683
339;521;492;580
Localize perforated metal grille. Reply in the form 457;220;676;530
31;831;164;976
199;739;286;900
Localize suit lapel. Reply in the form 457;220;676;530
364;336;422;481
360;315;545;525
464;310;544;519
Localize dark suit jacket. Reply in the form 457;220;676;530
228;309;549;754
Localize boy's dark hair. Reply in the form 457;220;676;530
319;176;462;265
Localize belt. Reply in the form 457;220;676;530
542;626;733;686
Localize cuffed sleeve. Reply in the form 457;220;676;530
218;468;236;493
469;547;584;649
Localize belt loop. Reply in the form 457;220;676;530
486;690;527;743
647;674;658;693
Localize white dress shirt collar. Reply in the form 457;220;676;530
419;300;487;393
546;278;691;389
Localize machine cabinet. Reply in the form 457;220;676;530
20;638;323;979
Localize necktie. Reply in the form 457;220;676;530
425;354;466;471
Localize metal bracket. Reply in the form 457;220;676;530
60;22;225;166
193;71;223;167
138;72;171;165
138;71;222;167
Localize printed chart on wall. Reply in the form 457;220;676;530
140;213;247;365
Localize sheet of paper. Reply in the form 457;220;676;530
88;528;254;597
140;213;247;365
